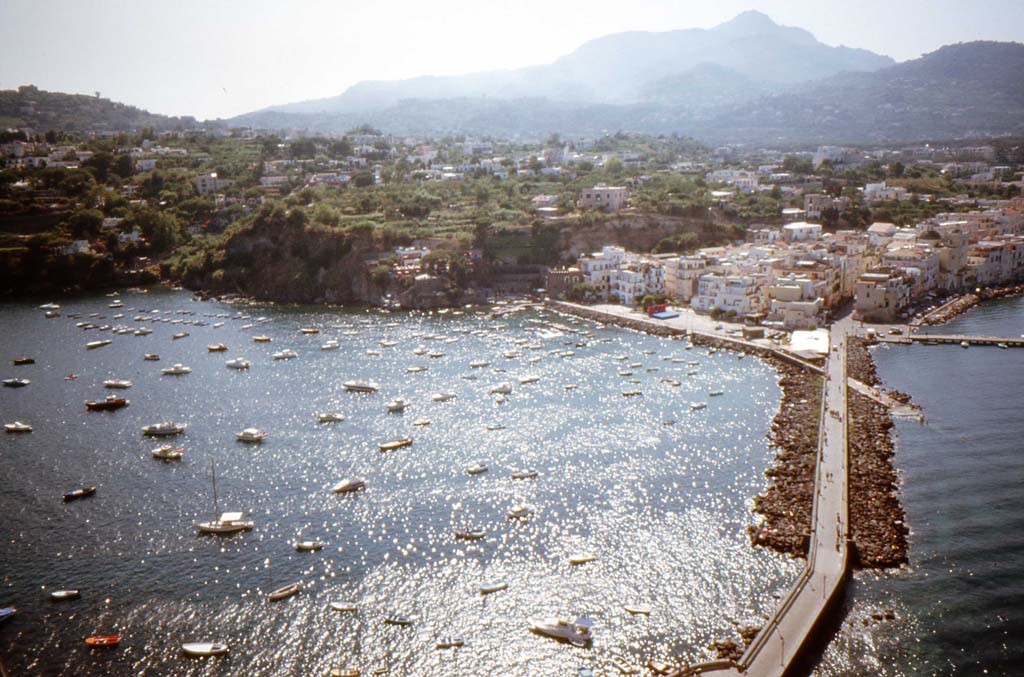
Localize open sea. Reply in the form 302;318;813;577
0;288;800;676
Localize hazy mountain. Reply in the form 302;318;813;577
0;85;199;133
263;11;893;115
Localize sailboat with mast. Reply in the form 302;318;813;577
194;461;254;535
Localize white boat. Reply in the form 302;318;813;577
466;462;488;475
49;589;80;601
268;582;301;602
405;365;427;373
135;328;153;336
143;353;160;361
236;428;266;443
564;384;578;391
380;339;398;347
108;301;123;308
427;351;445;359
321;340;340;350
172;332;189;340
529;616;593;647
383;614;412;626
436;637;465;649
196;510;253;534
518;375;540;384
332;478;365;493
623;604;652;615
3;378;30;388
103;379;133;389
507;504;534;519
213;322;225;328
469;360;490;368
207;343;228;352
568;553;597;565
486;423;505;431
386;399;409;413
454;529;485;541
86;340;112;349
294;540;324;552
253;335;272;343
300;327;320;335
432;392;457;402
961;341;970;348
511;469;538;480
708;390;724;396
182;642;229;657
273;349;298;360
413;347;428;356
480;581;507;595
226;357;251;370
343;380;380;393
143;422;186;437
690;402;707;411
329;601;358;612
39;302;60;310
319;412;346;423
161;363;192;376
379;438;413;452
151;445;184;460
489;382;513;395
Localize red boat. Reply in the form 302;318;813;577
85;396;129;411
85;635;120;647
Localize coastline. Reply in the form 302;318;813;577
916;282;1024;326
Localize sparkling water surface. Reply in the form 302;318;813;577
0;289;800;676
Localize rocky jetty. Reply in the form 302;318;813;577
920;282;1024;325
748;361;822;558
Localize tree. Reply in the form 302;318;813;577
66;209;105;238
113;154;134;179
352;171;375;188
82;151;114;183
604;157;624;177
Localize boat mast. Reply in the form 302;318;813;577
211;461;219;519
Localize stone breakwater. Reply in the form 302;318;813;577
846;338;909;569
748;361;821;558
920;282;1024;325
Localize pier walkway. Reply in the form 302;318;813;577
876;333;1024;347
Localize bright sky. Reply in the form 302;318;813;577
1;0;1021;120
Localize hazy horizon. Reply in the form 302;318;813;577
2;0;1023;121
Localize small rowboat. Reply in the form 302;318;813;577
412;419;431;426
511;469;538;480
143;354;160;361
480;581;507;595
207;343;228;352
329;601;359;613
568;553;596;565
86;340;112;350
623;604;652;615
63;486;97;502
300;327;319;334
435;637;465;649
172;332;189;340
268;582;301;602
12;357;35;365
379;438;412;452
454;529;486;541
85;635;120;647
383;614;412;626
50;590;80;601
294;540;324;552
329;669;360;677
182;642;230;657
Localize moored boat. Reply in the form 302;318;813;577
329;601;359;612
143;353;160;361
161;363;192;376
254;335;272;343
383;614;412;626
86;395;129;411
332;478;365;493
4;421;32;433
466;462;488;475
435;637;465;649
268;582;301;602
207;343;228;352
294;540;325;552
479;581;507;595
49;589;80;601
623;604;652;615
85;635;120;647
431;391;457;402
12;357;35;365
386;398;409;412
103;379;133;389
568;553;597;565
528;616;593;647
172;332;189;340
321;340;340;350
63;486;97;502
143;422;186;437
151;445;184;461
319;412;346;423
226;357;251;370
2;378;30;387
182;642;230;657
454;529;485;541
379;438;412;452
236;428;266;443
272;349;298;360
86;340;112;350
343;380;380;393
511;469;538;480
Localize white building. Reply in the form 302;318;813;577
577;246;627;296
782;222;823;242
194;172;234;196
864;182;908;203
854;270;911;322
663;255;707;301
691;273;767;316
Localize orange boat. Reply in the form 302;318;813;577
85;635;120;647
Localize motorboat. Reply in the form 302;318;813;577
380;339;398;347
143;422;186;437
273;349;298;360
135;328;153;336
413;347;428;356
489;382;512;395
435;637;464;649
86;340;112;350
207;343;228;352
39;302;60;310
386;398;409;413
709;390;724;396
321;340;340;350
623;604;652;615
86;396;129;411
690;402;707;411
108;301;123;308
300;327;320;335
254;335;272;343
564;384;578;391
85;635;120;647
172;332;189;340
621;391;642;397
268;582;301;602
143;353;160;361
431;392;457;402
329;601;359;612
511;469;538;480
961;341;970;348
469;360;490;368
379;438;412;452
12;357;35;365
213;322;225;329
405;365;427;373
486;424;505;431
454;529;485;541
479;581;507;595
507;504;534;519
182;642;230;657
332;477;365;493
466;462;488;475
50;590;80;601
319;412;346;423
413;419;431;426
3;378;30;388
384;614;412;626
161;363;192;376
343;380;380;393
427;351;445;359
294;540;325;552
236;428;266;443
329;669;360;677
518;375;540;384
529;617;593;647
5;421;33;433
103;379;133;389
151;445;184;461
63;486;96;502
226;357;251;370
568;553;597;565
618;370;634;377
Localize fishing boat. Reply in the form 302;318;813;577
207;343;228;352
143;422;186;437
161;363;192;375
332;478;365;493
511;469;538;480
236;428;266;443
343;380;380;393
151;445;184;461
431;391;457;402
143;353;160;361
321;340;340;350
49;590;80;601
86;395;129;411
182;642;230;657
63;487;97;502
294;540;325;552
528;616;593;647
379;438;412;452
319;412;346;423
226;357;251;370
383;614;412;626
86;340;112;350
466;462;488;475
435;637;465;649
386;398;409;412
103;379;133;389
454;529;486;541
3;378;30;387
172;332;189;340
568;553;597;565
273;349;298;360
4;421;32;433
12;357;35;365
195;462;254;534
479;581;507;595
85;635;120;647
